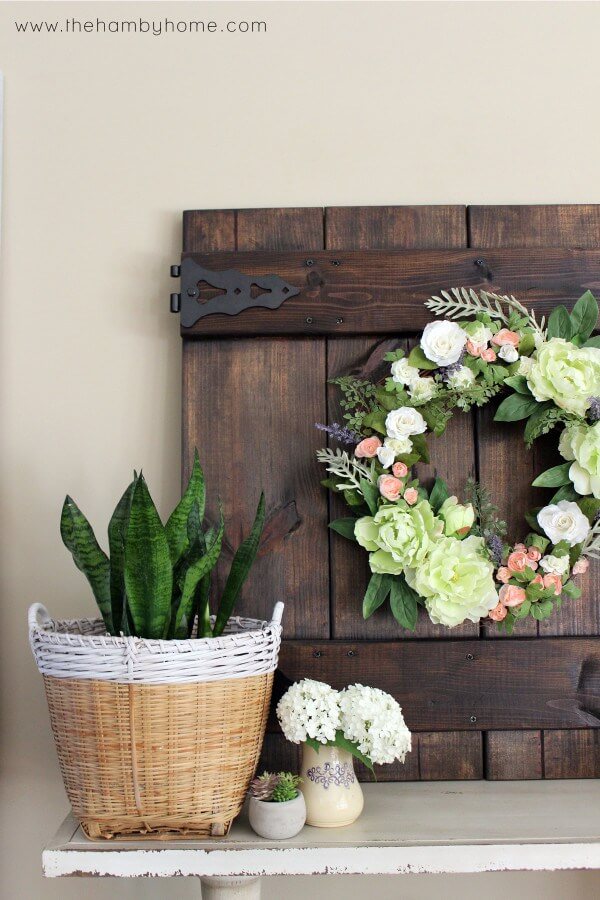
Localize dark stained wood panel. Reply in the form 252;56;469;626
326;205;467;250
544;730;600;778
180;247;600;336
275;638;600;732
485;732;542;780
468;205;600;249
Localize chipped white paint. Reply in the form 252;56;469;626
43;781;600;880
200;876;261;899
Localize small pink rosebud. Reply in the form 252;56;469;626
355;436;382;459
507;550;529;573
378;475;403;502
532;574;544;586
496;566;512;584
527;546;542;563
489;601;508;622
404;487;418;506
499;584;527;607
543;574;562;596
492;328;520;347
481;347;497;363
573;558;589;576
466;339;481;357
392;461;409;479
514;543;527;552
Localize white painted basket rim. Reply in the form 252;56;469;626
29;602;284;685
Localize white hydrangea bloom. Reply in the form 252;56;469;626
276;679;341;745
339;684;412;766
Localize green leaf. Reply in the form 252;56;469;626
532;463;572;489
332;730;374;773
524;507;542;532
428;477;449;514
61;496;112;633
494;393;539;422
212;493;266;637
518;332;536;356
329;518;358;541
503;375;532;396
407;346;437;371
165;450;206;565
562;580;582;599
583;336;600;349
305;736;322;754
362;410;387;435
389;576;419;631
570;290;598;342
578;497;600;523
108;479;136;635
124;476;173;639
410;432;430;464
173;515;224;638
514;599;532;617
360;478;379;515
547;305;573;340
362;573;392;619
375;387;400;412
549;484;579;504
523;402;556;446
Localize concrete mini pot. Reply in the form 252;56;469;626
248;792;306;840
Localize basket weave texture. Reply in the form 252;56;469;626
29;603;283;840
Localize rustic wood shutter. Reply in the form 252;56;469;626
179;205;600;781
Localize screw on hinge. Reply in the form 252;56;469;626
470;715;477;724
336;317;344;325
466;653;474;661
187;287;198;298
313;649;322;658
331;259;341;266
170;293;181;313
306;259;314;267
170;265;181;278
306;317;314;324
347;649;356;657
474;258;492;280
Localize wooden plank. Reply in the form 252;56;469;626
274;638;600;732
324;204;479;781
179;247;600;335
471;205;600;779
181;209;329;639
485;732;542;780
544;731;600;778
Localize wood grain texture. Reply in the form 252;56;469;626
485;732;542;780
470;203;600;779
275;638;600;732
544;730;600;778
180;247;600;336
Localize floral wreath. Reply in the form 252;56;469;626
317;288;600;634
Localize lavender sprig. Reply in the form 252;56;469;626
588;397;600;424
315;422;360;446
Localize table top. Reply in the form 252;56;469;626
43;780;600;878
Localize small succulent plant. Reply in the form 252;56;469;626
249;771;301;803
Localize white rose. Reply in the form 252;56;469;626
420;320;466;367
391;358;420;386
517;356;534;376
377;445;396;469
498;344;519;363
385;407;427;439
540;554;570;576
537;500;590;547
384;436;413;454
408;377;438;404
447;366;475;390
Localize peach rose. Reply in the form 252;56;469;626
531;574;544;586
492;328;520;347
466;339;481;357
527;546;542;563
404;487;418;506
392;461;409;479
543;574;562;596
496;566;512;584
481;348;497;362
514;543;527;552
507;550;529;573
355;436;382;459
488;601;508;622
573;558;589;576
378;475;403;502
499;584;527;607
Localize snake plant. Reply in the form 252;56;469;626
60;452;265;639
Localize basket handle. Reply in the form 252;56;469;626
28;603;52;632
270;602;284;627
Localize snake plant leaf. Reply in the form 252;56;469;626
165;449;206;565
124;476;173;639
61;496;112;633
107;478;136;634
213;493;266;637
188;572;211;638
172;512;224;638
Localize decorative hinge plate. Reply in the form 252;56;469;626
170;258;300;328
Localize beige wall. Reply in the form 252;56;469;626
2;2;600;897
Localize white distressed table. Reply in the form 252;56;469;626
43;781;600;898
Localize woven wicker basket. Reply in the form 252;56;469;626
29;602;283;840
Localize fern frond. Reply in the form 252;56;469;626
582;519;600;560
316;448;374;493
424;287;547;340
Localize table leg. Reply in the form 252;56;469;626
200;876;262;899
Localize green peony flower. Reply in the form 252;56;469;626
526;338;600;417
355;500;443;573
559;422;600;498
438;496;475;537
405;535;498;627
